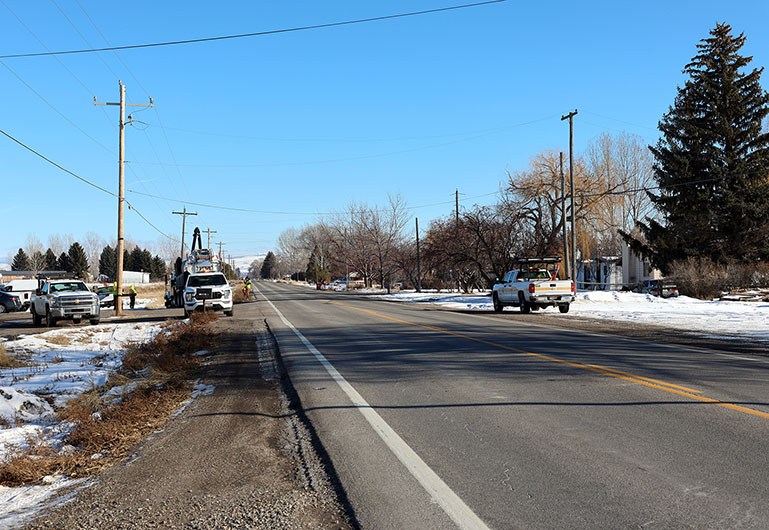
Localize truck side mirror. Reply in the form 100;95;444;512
35;289;41;296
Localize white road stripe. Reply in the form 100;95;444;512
261;292;490;530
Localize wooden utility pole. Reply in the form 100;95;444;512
560;152;570;279
561;109;578;288
172;207;197;260
415;217;422;293
203;228;217;249
94;81;152;316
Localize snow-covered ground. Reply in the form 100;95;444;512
370;290;769;343
0;322;163;526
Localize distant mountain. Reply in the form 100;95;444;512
229;254;267;274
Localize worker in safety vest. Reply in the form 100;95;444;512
129;284;137;309
243;277;252;299
112;282;118;309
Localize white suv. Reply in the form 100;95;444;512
183;272;233;317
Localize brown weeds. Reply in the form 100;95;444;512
0;342;30;369
0;311;218;486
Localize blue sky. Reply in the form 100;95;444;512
2;0;768;261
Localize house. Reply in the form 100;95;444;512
575;257;622;290
621;242;662;286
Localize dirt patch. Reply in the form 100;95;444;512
0;313;218;487
0;342;31;369
21;309;351;530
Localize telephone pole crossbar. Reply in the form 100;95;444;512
173;207;198;260
94;81;152;317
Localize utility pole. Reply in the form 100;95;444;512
94;81;152;317
203;228;217;249
172;207;197;260
455;189;460;293
560;152;570;279
455;188;460;227
415;217;422;293
561;109;578;289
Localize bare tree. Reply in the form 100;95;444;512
586;132;655;255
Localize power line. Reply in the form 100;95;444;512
0;1;506;59
130;116;557;169
0;127;177;241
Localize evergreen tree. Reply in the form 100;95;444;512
151;256;166;280
58;252;70;273
260;252;276;279
99;245;117;279
626;23;769;271
139;249;153;273
129;246;143;271
305;246;329;283
11;249;30;271
68;242;89;278
44;248;58;271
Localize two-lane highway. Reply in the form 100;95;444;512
256;281;769;529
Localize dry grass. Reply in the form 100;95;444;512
136;283;169;309
43;334;74;347
0;342;30;369
232;281;250;304
0;311;218;486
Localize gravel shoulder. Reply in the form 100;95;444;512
21;310;351;530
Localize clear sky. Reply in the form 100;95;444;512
2;0;768;261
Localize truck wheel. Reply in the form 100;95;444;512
0;306;5;314
73;318;81;324
518;293;531;314
45;308;56;327
224;309;234;317
90;318;101;325
559;304;570;314
31;306;42;326
492;293;503;313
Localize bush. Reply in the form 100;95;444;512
669;257;769;299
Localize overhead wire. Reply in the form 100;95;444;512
131;116;558;169
72;0;190;209
0;1;507;59
43;0;179;231
0;127;178;242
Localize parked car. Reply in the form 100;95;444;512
0;291;22;313
643;279;680;298
0;279;37;310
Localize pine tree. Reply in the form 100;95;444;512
151;256;166;280
11;249;30;271
139;249;153;273
99;245;117;279
628;23;769;272
68;242;89;278
260;252;276;279
44;248;58;271
58;252;70;273
129;246;143;271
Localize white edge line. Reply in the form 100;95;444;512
258;289;490;530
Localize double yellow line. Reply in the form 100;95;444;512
332;301;769;421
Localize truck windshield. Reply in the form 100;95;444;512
187;274;227;287
50;282;89;293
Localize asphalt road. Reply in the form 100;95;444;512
256;281;769;530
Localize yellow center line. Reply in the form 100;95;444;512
586;365;703;394
331;301;769;421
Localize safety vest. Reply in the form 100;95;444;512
130;285;137;294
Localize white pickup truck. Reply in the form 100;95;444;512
183;272;233;317
492;258;574;314
30;279;101;327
